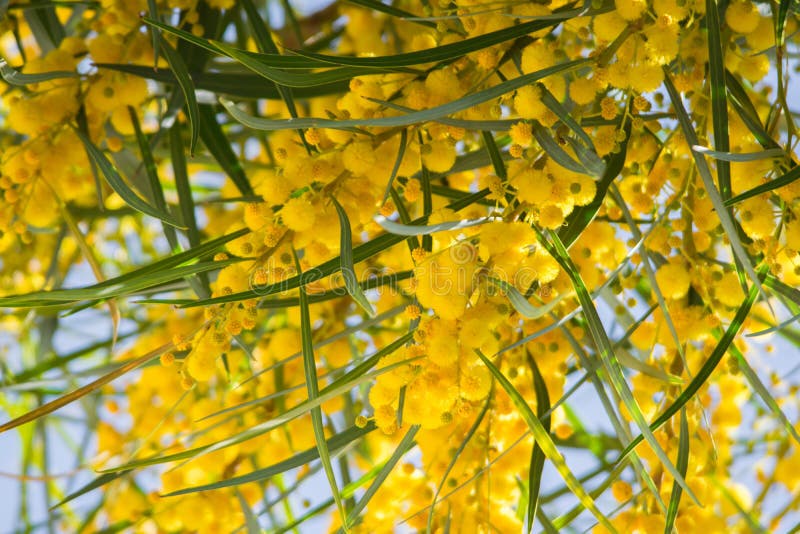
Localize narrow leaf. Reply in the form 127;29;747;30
73;128;183;228
476;349;617;533
331;197;375;316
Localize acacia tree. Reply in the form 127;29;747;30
1;0;799;531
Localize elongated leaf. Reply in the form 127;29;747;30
526;352;551;534
618;273;762;459
291;4;587;68
489;278;567;319
426;398;490;533
346;0;438;28
345;425;419;528
542;229;698;505
295;248;344;523
221;59;588;130
0;57;76;85
0;340;175;434
163;423;375;496
692;145;786;162
705;0;731;200
531;122;591;175
663;71;765;303
558;115;630;247
332;197;375;316
374;215;495;236
199;104;255;196
95;63;349;99
724;164;800;207
158;39;199;155
482;131;508;180
236;489;261;534
74;128;183;228
724;337;800;444
0;229;247;307
664;409;690;534
476;350;617;533
53;471;132;509
129;107;179;250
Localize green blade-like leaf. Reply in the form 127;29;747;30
0;229;247;307
705;0;731;200
489;278;567;320
158;38;200;156
198;104;255;196
331;197;375;317
344;425;419;529
476;349;617;534
129;106;179;251
290;4;588;68
94;63;349;99
724;164;800;207
526;351;551;534
724;337;800;444
294;247;344;525
617;272;762;460
374;214;495;236
73;128;183;229
0;57;77;85
221;59;589;130
346;0;438;29
482;131;508;180
664;409;690;534
558;115;631;247
663;70;765;305
162;423;375;496
692;145;786;162
541;229;698;505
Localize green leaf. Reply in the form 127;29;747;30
94;63;349;99
663;70;765;305
236;489;261;534
157;38;200;156
331;197;376;317
374;214;495;236
526;352;551;534
541;229;698;505
482;131;508;180
558;115;631;247
0;229;248;307
426;398;490;533
293;248;344;524
162;423;375;496
531;121;591;175
221;59;589;130
198;104;255;196
489;278;567;320
346;0;438;29
617;272;762;460
723;336;800;445
290;4;587;68
344;425;419;529
476;349;617;533
724;164;800;207
73;128;183;229
692;145;786;162
129;106;179;251
663;409;690;534
705;0;731;200
0;57;77;85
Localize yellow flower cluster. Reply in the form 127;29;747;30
3;0;800;532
